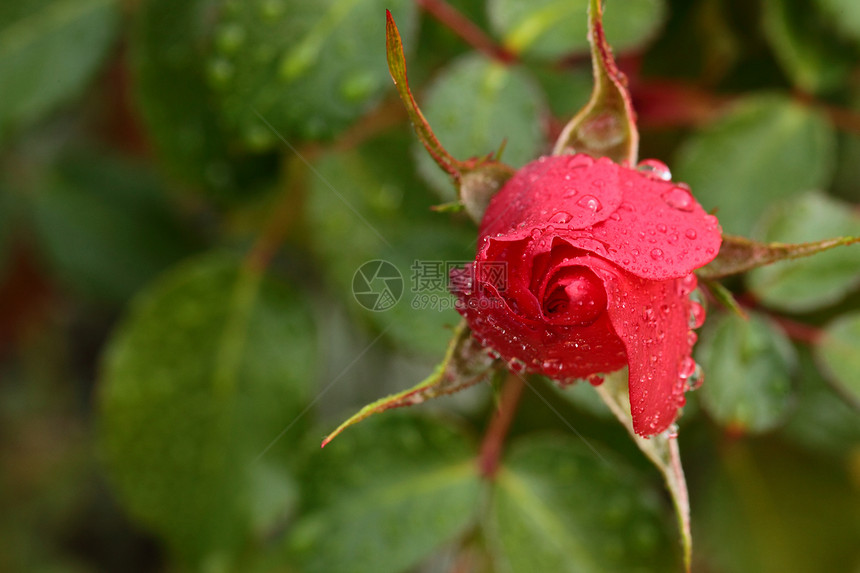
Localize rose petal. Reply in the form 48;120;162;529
595;268;695;436
587;167;722;280
455;251;627;380
480;154;623;238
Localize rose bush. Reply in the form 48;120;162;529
452;153;722;436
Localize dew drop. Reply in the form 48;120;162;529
678;356;697;379
685;228;698;240
588;374;604;386
685;363;704;391
577;195;603;212
650;248;664;260
637;159;672;181
657;224;668;233
687;330;698;347
689;301;706;329
508;358;526;373
662;186;694;212
549;211;573;224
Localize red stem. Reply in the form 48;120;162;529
416;0;516;64
478;373;525;478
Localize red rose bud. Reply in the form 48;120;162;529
451;154;722;436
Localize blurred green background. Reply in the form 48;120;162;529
1;0;859;571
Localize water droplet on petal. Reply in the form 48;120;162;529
685;228;698;240
678;356;697;379
650;248;664;260
508;358;526;373
637;159;672;181
689;301;706;329
588;374;604;386
549;211;573;224
662;186;694;212
577;195;603;212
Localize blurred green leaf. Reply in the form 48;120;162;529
487;436;679;573
815;311;860;409
31;151;198;303
762;0;856;94
0;0;118;143
287;414;481;573
99;254;316;565
131;0;278;196
782;347;860;456
674;94;836;236
532;66;593;121
746;192;860;312
817;0;860;45
487;0;665;60
211;0;416;145
696;312;796;434
696;441;860;573
306;132;475;356
416;53;545;200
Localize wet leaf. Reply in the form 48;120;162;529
487;0;665;60
288;414;481;573
31;151;198;302
552;0;639;165
696;312;796;434
746;192;860;312
762;0;856;94
487;436;680;573
99;254;316;565
815;312;860;410
416;53;544;201
211;0;416;144
323;322;498;446
0;0;119;142
131;0;278;196
674;94;836;236
306;132;475;356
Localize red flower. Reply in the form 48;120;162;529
452;154;722;436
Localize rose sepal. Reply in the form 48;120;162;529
386;10;515;223
322;321;499;447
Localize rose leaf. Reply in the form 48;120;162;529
815;312;860;411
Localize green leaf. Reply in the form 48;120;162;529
782;347;860;456
674;94;836;236
744;192;860;312
487;0;665;60
815;312;860;410
306;132;476;356
487;436;680;573
817;0;860;46
696;312;796;434
323;322;498;446
552;0;639;164
131;0;278;196
30;151;198;303
415;53;545;201
99;254;316;565
592;371;691;570
762;0;856;94
0;0;119;142
287;414;481;573
210;0;416;144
